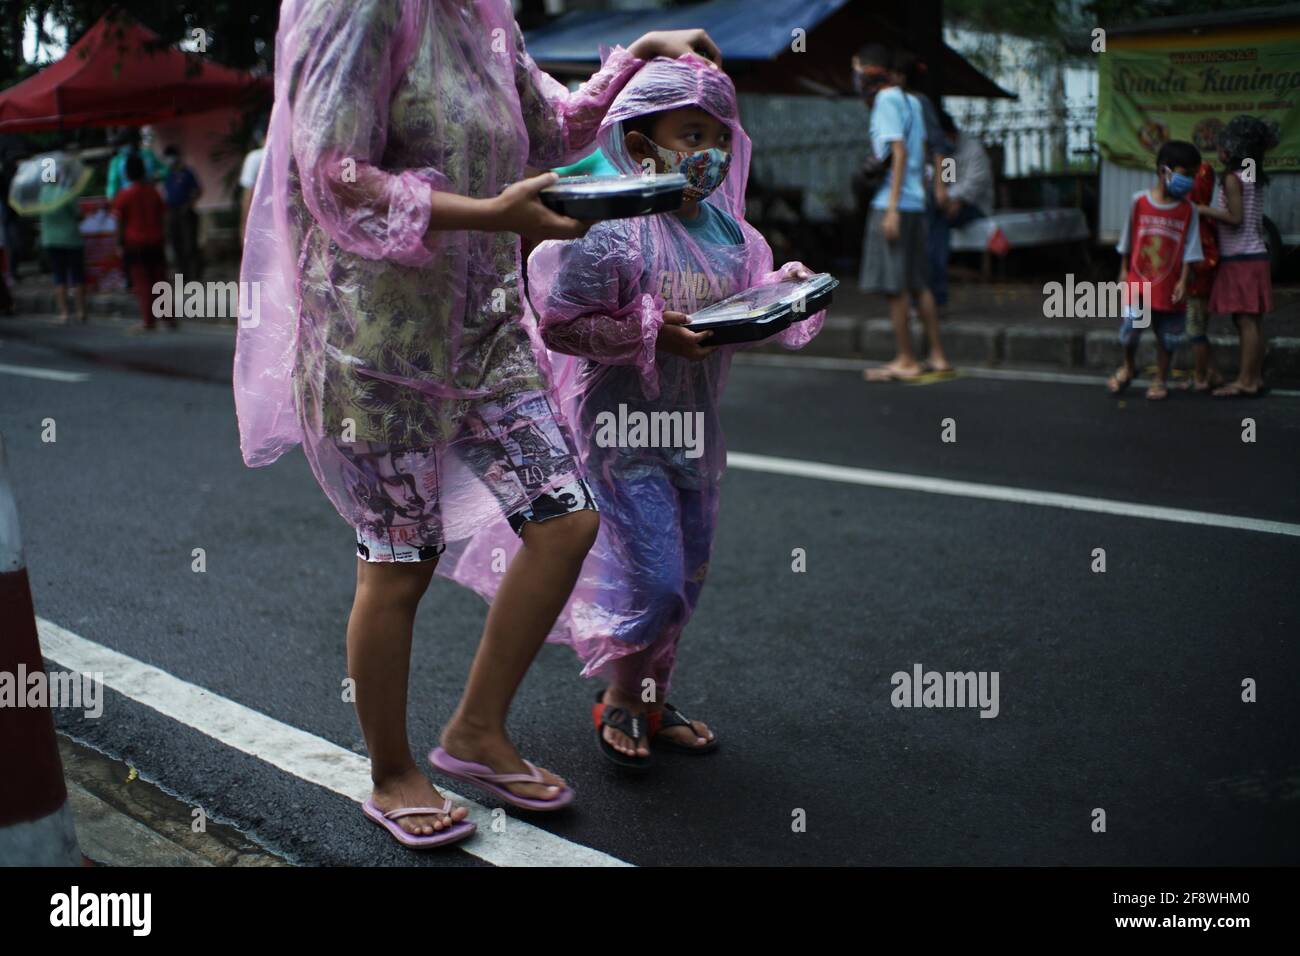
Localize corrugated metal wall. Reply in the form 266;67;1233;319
1098;161;1149;246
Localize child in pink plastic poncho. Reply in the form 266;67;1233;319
447;54;824;769
234;0;725;845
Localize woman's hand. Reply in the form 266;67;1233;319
777;262;813;282
487;172;590;242
629;30;722;67
657;310;714;360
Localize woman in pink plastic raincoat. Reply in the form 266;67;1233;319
233;0;719;846
443;55;825;770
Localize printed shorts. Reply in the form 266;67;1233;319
339;393;598;563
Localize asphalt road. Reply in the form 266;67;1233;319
2;322;1298;866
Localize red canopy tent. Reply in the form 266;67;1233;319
0;10;270;133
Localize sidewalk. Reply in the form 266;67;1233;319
797;277;1300;381
59;734;290;867
5;272;1299;382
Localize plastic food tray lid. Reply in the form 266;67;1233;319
688;273;839;327
540;173;687;200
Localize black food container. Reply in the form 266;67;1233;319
538;173;687;220
687;273;838;345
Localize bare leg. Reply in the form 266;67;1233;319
1213;314;1266;395
864;293;922;380
54;285;69;324
915;287;951;371
600;650;656;757
888;292;919;368
441;509;599;801
1147;346;1170;400
73;285;87;323
349;558;468;836
1238;315;1264;389
1108;344;1138;393
1192;341;1219;388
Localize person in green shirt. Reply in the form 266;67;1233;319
105;128;163;200
39;178;86;324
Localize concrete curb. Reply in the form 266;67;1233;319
765;314;1300;378
59;735;291;867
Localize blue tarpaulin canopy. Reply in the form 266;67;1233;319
524;0;851;63
524;0;1014;98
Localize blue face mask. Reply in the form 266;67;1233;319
1165;170;1194;199
645;139;732;201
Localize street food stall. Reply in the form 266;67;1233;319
0;11;270;285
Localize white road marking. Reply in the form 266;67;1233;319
727;451;1300;538
0;362;88;383
36;618;630;868
733;353;1300;397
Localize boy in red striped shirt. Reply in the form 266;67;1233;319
1107;141;1203;401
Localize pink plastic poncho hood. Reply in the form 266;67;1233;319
534;53;822;476
596;53;750;212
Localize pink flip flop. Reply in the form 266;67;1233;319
361;798;476;849
428;747;575;811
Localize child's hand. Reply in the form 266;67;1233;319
1172;278;1186;304
490;173;591;242
657;311;714;360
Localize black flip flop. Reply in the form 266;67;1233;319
592;691;653;772
651;702;719;755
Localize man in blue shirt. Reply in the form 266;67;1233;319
854;44;952;381
162;145;203;280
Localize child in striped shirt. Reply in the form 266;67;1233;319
1196;116;1278;398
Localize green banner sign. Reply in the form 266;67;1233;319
1098;28;1300;171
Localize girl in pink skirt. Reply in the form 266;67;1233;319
1197;116;1279;398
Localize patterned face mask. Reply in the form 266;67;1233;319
644;139;732;201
